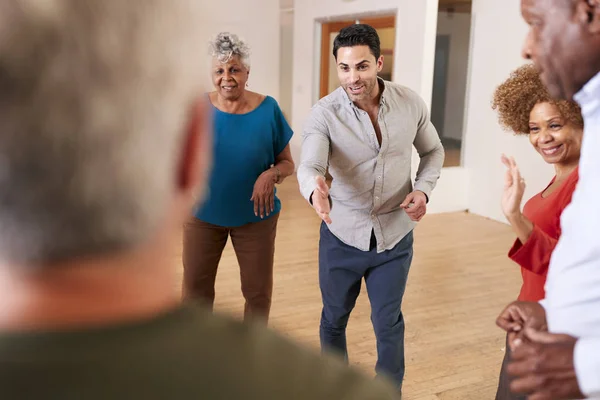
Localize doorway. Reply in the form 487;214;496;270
432;0;473;167
319;15;396;99
431;35;450;139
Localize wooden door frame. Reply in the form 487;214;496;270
319;15;396;99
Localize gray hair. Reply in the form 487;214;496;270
209;32;251;68
0;0;208;266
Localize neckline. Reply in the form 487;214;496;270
209;94;268;116
540;166;577;199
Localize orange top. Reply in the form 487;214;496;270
508;167;579;302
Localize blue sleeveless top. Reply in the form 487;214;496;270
194;96;293;227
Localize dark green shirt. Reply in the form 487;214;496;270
0;304;399;399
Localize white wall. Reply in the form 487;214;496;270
436;11;471;142
202;0;280;101
280;9;294;121
462;0;553;222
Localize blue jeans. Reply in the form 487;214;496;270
318;222;413;389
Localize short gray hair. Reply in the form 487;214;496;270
209;32;251;68
0;0;208;266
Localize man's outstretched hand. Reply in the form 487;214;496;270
311;175;331;224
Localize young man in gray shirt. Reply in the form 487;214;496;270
298;23;445;393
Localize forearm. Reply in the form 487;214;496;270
414;143;444;199
297;139;329;202
272;159;294;183
507;212;534;244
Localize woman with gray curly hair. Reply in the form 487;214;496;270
182;32;295;323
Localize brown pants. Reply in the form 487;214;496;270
182;213;279;323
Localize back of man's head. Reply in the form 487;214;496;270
0;0;207;266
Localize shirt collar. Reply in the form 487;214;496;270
573;71;600;116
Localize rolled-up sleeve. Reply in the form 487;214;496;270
297;106;331;203
412;96;445;200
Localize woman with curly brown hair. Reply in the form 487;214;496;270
491;63;583;400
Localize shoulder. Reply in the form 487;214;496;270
306;87;349;124
248;93;286;116
185;306;398;399
562;167;580;199
314;87;349;113
246;91;270;109
383;81;427;108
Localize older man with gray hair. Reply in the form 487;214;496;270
0;1;400;399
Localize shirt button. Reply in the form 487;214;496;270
375;196;380;201
377;176;382;180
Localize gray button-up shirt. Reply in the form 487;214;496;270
297;79;444;253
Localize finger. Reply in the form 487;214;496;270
400;194;414;208
528;390;556;400
270;193;275;213
506;359;533;378
504;167;514;188
501;154;511;168
523;328;572;344
508;331;521;350
496;305;524;331
264;195;270;217
509;374;541;396
510;164;520;187
259;196;265;218
254;197;259;216
315;197;330;215
496;313;515;331
315;175;329;195
410;196;424;208
513;166;525;188
319;212;332;224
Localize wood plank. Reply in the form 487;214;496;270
174;175;521;399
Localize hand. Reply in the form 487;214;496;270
507;329;584;400
501;154;526;220
311;175;331;224
250;169;276;218
400;190;427;221
496;301;547;351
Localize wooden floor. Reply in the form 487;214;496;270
176;176;522;399
443;147;461;168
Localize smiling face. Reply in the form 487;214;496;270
211;55;249;100
528;102;582;165
336;45;383;104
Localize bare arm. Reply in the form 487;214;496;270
507;213;535;245
271;144;295;184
